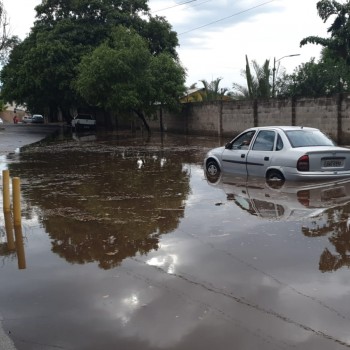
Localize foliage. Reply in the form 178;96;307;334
277;49;350;98
0;98;5;111
0;0;181;122
75;26;186;131
300;0;350;64
199;78;228;101
232;55;272;99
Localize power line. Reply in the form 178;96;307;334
152;0;197;13
182;0;213;10
179;0;276;35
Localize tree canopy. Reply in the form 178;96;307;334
0;0;185;125
75;26;186;132
276;50;350;98
301;0;350;64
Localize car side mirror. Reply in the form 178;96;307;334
225;142;232;149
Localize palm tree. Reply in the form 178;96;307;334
199;78;228;101
232;55;272;99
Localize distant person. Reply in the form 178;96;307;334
13;115;18;124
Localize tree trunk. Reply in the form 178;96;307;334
132;109;151;134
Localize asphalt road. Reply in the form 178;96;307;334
0;123;62;155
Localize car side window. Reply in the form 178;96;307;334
276;134;284;151
231;131;256;150
252;130;275;151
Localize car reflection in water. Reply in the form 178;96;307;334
206;172;350;272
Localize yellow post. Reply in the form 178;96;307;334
14;224;26;270
12;177;21;226
2;169;10;212
4;211;15;251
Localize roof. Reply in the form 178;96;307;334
246;126;318;131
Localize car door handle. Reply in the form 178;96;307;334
264;156;269;161
241;154;245;158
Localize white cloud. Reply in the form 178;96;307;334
3;0;328;89
152;0;327;88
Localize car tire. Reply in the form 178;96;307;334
266;169;285;182
206;160;220;177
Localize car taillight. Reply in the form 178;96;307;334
297;190;310;207
297;155;309;171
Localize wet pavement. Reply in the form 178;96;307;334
1;129;350;349
0;124;61;156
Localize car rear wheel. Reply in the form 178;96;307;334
206;160;220;177
266;169;285;182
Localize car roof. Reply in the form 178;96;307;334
246;126;319;132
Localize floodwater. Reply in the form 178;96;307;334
1;130;350;350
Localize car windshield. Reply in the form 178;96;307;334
285;130;335;147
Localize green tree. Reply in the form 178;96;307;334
0;0;180;121
199;78;227;101
232;55;271;99
75;26;186;132
300;0;350;64
277;50;350;98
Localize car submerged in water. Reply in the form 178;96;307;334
204;126;350;182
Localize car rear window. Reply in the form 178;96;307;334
285;130;335;147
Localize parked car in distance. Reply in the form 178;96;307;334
22;115;33;123
31;114;44;123
71;114;96;131
204;126;350;182
0;117;3;124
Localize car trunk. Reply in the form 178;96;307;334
305;147;350;172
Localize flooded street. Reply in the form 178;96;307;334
1;130;350;350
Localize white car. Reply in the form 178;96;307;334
0;117;3;124
71;114;96;131
204;126;350;182
22;115;33;123
31;114;44;123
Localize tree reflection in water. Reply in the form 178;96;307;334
302;205;350;272
7;138;194;269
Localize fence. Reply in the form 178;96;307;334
147;94;350;144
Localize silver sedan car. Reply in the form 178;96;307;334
204;126;350;181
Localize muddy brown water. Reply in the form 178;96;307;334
1;130;350;350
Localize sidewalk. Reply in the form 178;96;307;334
0;318;16;350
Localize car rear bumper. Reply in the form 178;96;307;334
283;168;350;181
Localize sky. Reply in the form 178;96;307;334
2;0;329;90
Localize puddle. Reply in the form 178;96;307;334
0;131;350;350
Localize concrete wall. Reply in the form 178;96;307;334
147;93;350;144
